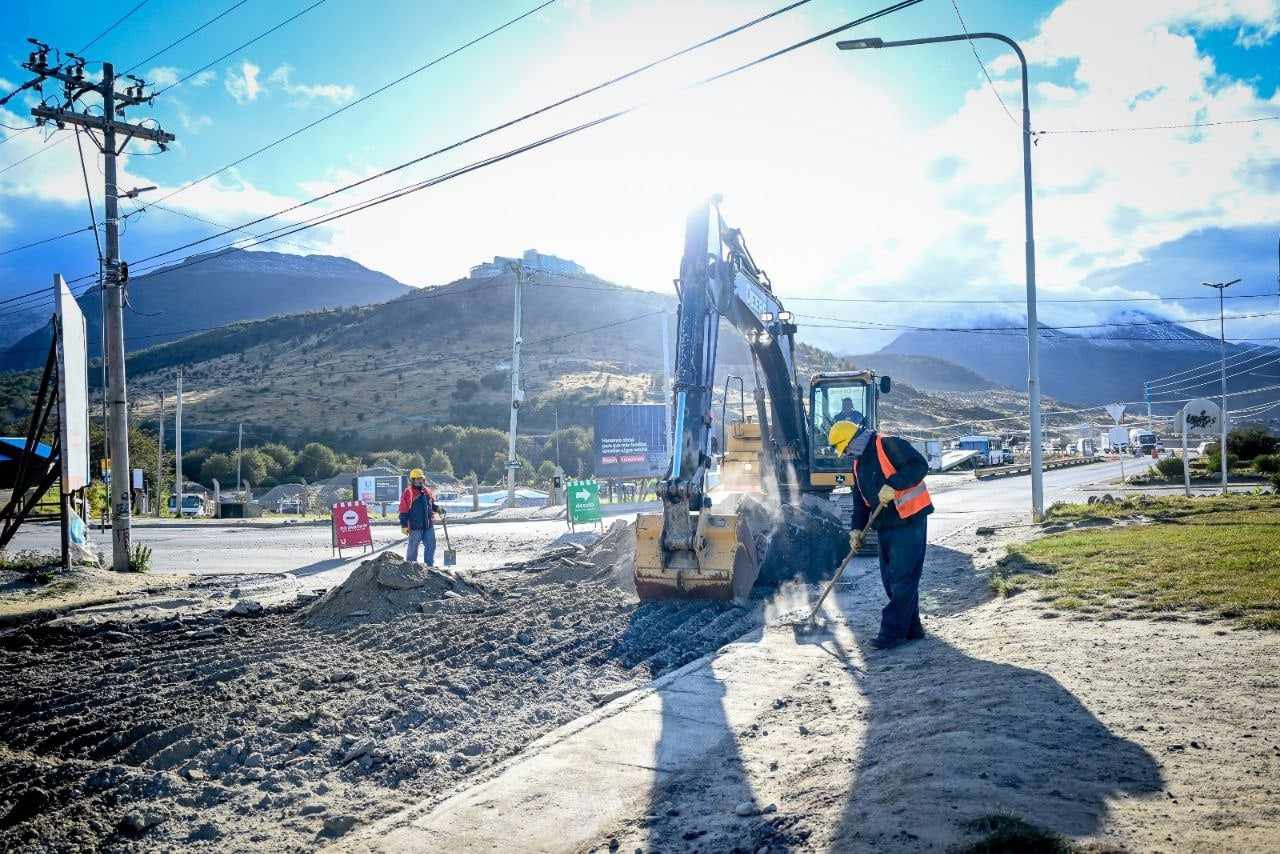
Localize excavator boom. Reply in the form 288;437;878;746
634;198;813;602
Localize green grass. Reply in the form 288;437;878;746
997;496;1280;629
958;815;1075;854
0;550;60;582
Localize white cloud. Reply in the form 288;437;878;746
224;60;264;104
188;69;217;88
267;65;356;104
1036;81;1080;102
145;66;181;88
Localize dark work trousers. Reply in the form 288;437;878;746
875;516;928;642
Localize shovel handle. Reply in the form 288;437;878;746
806;498;889;623
439;513;452;549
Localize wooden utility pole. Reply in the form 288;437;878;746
506;262;526;506
174;370;183;518
156;391;164;516
10;41;174;569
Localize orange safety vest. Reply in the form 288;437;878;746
853;435;933;518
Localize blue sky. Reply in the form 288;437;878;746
2;0;1278;351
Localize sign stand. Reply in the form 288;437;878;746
566;478;604;533
1180;399;1222;498
331;500;374;558
1105;403;1126;486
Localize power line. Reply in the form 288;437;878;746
1034;115;1280;136
1145;343;1269;384
123;0;253;75
142;0;562;210
80;0;153;53
0;134;69;177
105;0;923;283
788;291;1279;305
0;225;95;257
948;0;1016;126
1146;344;1280;390
151;0;332;97
795;308;1280;333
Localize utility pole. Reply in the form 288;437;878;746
1144;382;1153;430
506;262;525;506
11;42;174;569
175;370;183;517
156;391;164;516
236;422;243;498
1203;278;1241;495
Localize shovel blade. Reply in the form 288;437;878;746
443;549;457;567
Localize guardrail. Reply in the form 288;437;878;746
973;455;1103;480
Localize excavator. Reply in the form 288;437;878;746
635;197;891;602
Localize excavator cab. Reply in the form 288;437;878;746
807;371;888;489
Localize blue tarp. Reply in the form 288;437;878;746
0;437;53;461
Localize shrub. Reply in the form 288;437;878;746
127;543;152;573
1252;453;1280;475
1205;451;1239;474
1227;425;1277;462
1155;457;1184;480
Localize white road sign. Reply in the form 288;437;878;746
1105;403;1126;424
1181;399;1221;437
55;274;89;492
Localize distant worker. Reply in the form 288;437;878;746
399;468;445;565
829;419;933;651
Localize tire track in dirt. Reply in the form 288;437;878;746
0;571;757;851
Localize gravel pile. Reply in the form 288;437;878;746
303;553;485;628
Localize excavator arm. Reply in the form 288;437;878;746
635;198;816;601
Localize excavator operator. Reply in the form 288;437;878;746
829;419;933;651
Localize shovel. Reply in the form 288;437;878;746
795;497;890;633
440;514;457;567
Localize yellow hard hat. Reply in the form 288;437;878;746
408;468;425;480
828;420;861;455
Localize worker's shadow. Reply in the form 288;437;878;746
817;543;1164;851
609;601;767;851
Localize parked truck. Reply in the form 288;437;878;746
1128;428;1158;456
1074;437;1097;457
1101;427;1129;454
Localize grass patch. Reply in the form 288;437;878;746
996;496;1280;629
958;814;1075;853
0;550;61;584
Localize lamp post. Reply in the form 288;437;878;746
838;32;1045;519
1203;278;1241;495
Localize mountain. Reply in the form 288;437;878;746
0;250;411;371
879;309;1273;409
845;352;1003;393
46;264;1039;448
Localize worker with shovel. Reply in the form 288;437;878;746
828;420;933;651
399;468;445;565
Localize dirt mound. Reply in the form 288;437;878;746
304;552;485;627
515;521;638;597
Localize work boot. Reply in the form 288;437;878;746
907;623;926;641
869;636;906;651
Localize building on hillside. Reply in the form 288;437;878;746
469;249;587;280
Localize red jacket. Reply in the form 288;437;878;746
398;484;437;530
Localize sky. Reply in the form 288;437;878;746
1;0;1278;353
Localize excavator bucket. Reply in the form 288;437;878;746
634;500;761;603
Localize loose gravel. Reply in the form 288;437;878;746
0;553;759;852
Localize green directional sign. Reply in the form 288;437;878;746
567;479;602;526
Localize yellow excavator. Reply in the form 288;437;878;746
635;198;890;602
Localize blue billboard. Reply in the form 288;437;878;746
593;404;668;478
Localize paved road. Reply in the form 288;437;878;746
9;459;1151;586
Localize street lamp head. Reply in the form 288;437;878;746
836;37;884;50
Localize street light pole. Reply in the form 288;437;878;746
1203;278;1241;495
839;31;1044;518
